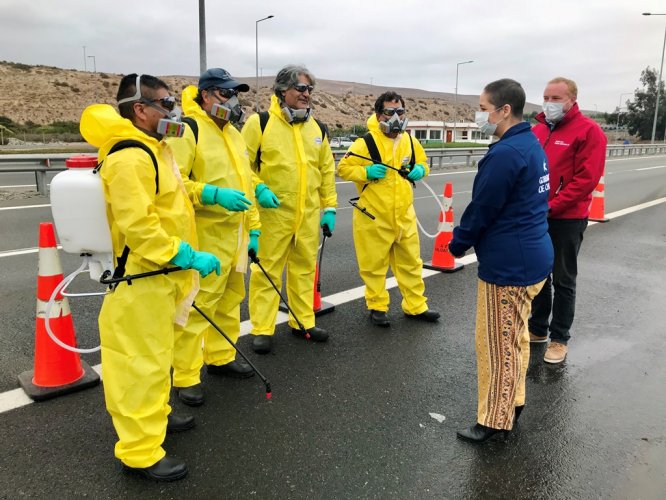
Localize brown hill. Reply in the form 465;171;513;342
0;61;541;130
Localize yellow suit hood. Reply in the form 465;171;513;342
80;104;160;160
367;113;381;133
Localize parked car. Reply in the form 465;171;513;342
330;137;354;148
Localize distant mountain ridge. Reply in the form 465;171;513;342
0;60;542;128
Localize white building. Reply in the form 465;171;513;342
405;121;491;145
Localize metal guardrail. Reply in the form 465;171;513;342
2;144;666;196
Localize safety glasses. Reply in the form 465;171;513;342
141;96;177;112
292;83;314;93
213;88;239;99
381;107;406;117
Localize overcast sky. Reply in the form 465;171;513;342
1;0;665;112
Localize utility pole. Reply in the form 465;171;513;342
199;0;207;73
82;46;87;72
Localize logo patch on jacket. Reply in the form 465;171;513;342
554;140;570;147
315;137;322;145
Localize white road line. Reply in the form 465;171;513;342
0;247;51;258
635;165;666;171
607;155;666;162
0;184;36;189
1;196;665;415
0;204;50;211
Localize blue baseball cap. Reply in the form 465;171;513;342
198;68;250;92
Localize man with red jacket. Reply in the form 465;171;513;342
528;77;606;364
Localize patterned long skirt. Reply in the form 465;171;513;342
475;278;546;430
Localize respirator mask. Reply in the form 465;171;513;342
210;91;246;124
281;106;311;123
379;108;408;135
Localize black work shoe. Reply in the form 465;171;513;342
123;456;188;482
369;310;390;327
207;360;254;378
456;423;509;444
252;335;272;354
291;326;329;342
176;384;204;407
166;414;195;433
405;309;441;322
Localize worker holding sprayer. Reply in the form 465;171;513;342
80;73;220;482
168;68;261;407
241;64;338;355
337;91;440;328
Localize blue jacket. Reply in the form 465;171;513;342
449;122;553;286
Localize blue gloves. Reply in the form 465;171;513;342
170;241;221;278
407;164;426;181
320;209;336;235
202;184;252;212
366;164;387;180
255;183;280;208
248;229;260;255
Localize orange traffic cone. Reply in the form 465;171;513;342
424;182;464;273
18;222;100;401
313;263;335;317
589;173;609;222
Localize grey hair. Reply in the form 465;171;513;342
273;64;316;100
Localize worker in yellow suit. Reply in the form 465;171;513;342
337;91;440;328
80;74;220;481
241;64;337;354
168;68;261;406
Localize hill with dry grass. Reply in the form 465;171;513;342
0;60;547;132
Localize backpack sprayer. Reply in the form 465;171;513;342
48;154;271;398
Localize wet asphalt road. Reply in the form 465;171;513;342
1;159;665;498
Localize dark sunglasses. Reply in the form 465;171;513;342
292;83;314;93
381;107;406;117
213;88;239;99
142;96;177;112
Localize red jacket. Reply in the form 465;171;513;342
533;103;606;219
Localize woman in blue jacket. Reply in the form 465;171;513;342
449;79;553;443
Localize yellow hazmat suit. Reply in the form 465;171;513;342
241;95;337;334
337;114;430;314
80;104;198;468
168;85;260;386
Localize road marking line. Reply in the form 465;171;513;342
635;165;666;171
0;247;59;258
0;204;50;211
0;184;36;189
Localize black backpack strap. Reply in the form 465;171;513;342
254;111;270;172
181;116;199;144
363;133;382;164
407;133;416;167
106;140;159;194
314;118;329;141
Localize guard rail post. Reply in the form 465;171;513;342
35;159;49;196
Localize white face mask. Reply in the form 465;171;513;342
543;102;565;123
475;109;504;137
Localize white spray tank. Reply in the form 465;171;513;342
50;155;114;281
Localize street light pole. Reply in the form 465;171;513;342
82;46;87;72
453;60;473;143
616;93;632;143
87;56;96;73
198;0;207;73
255;15;274;112
643;13;666;144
